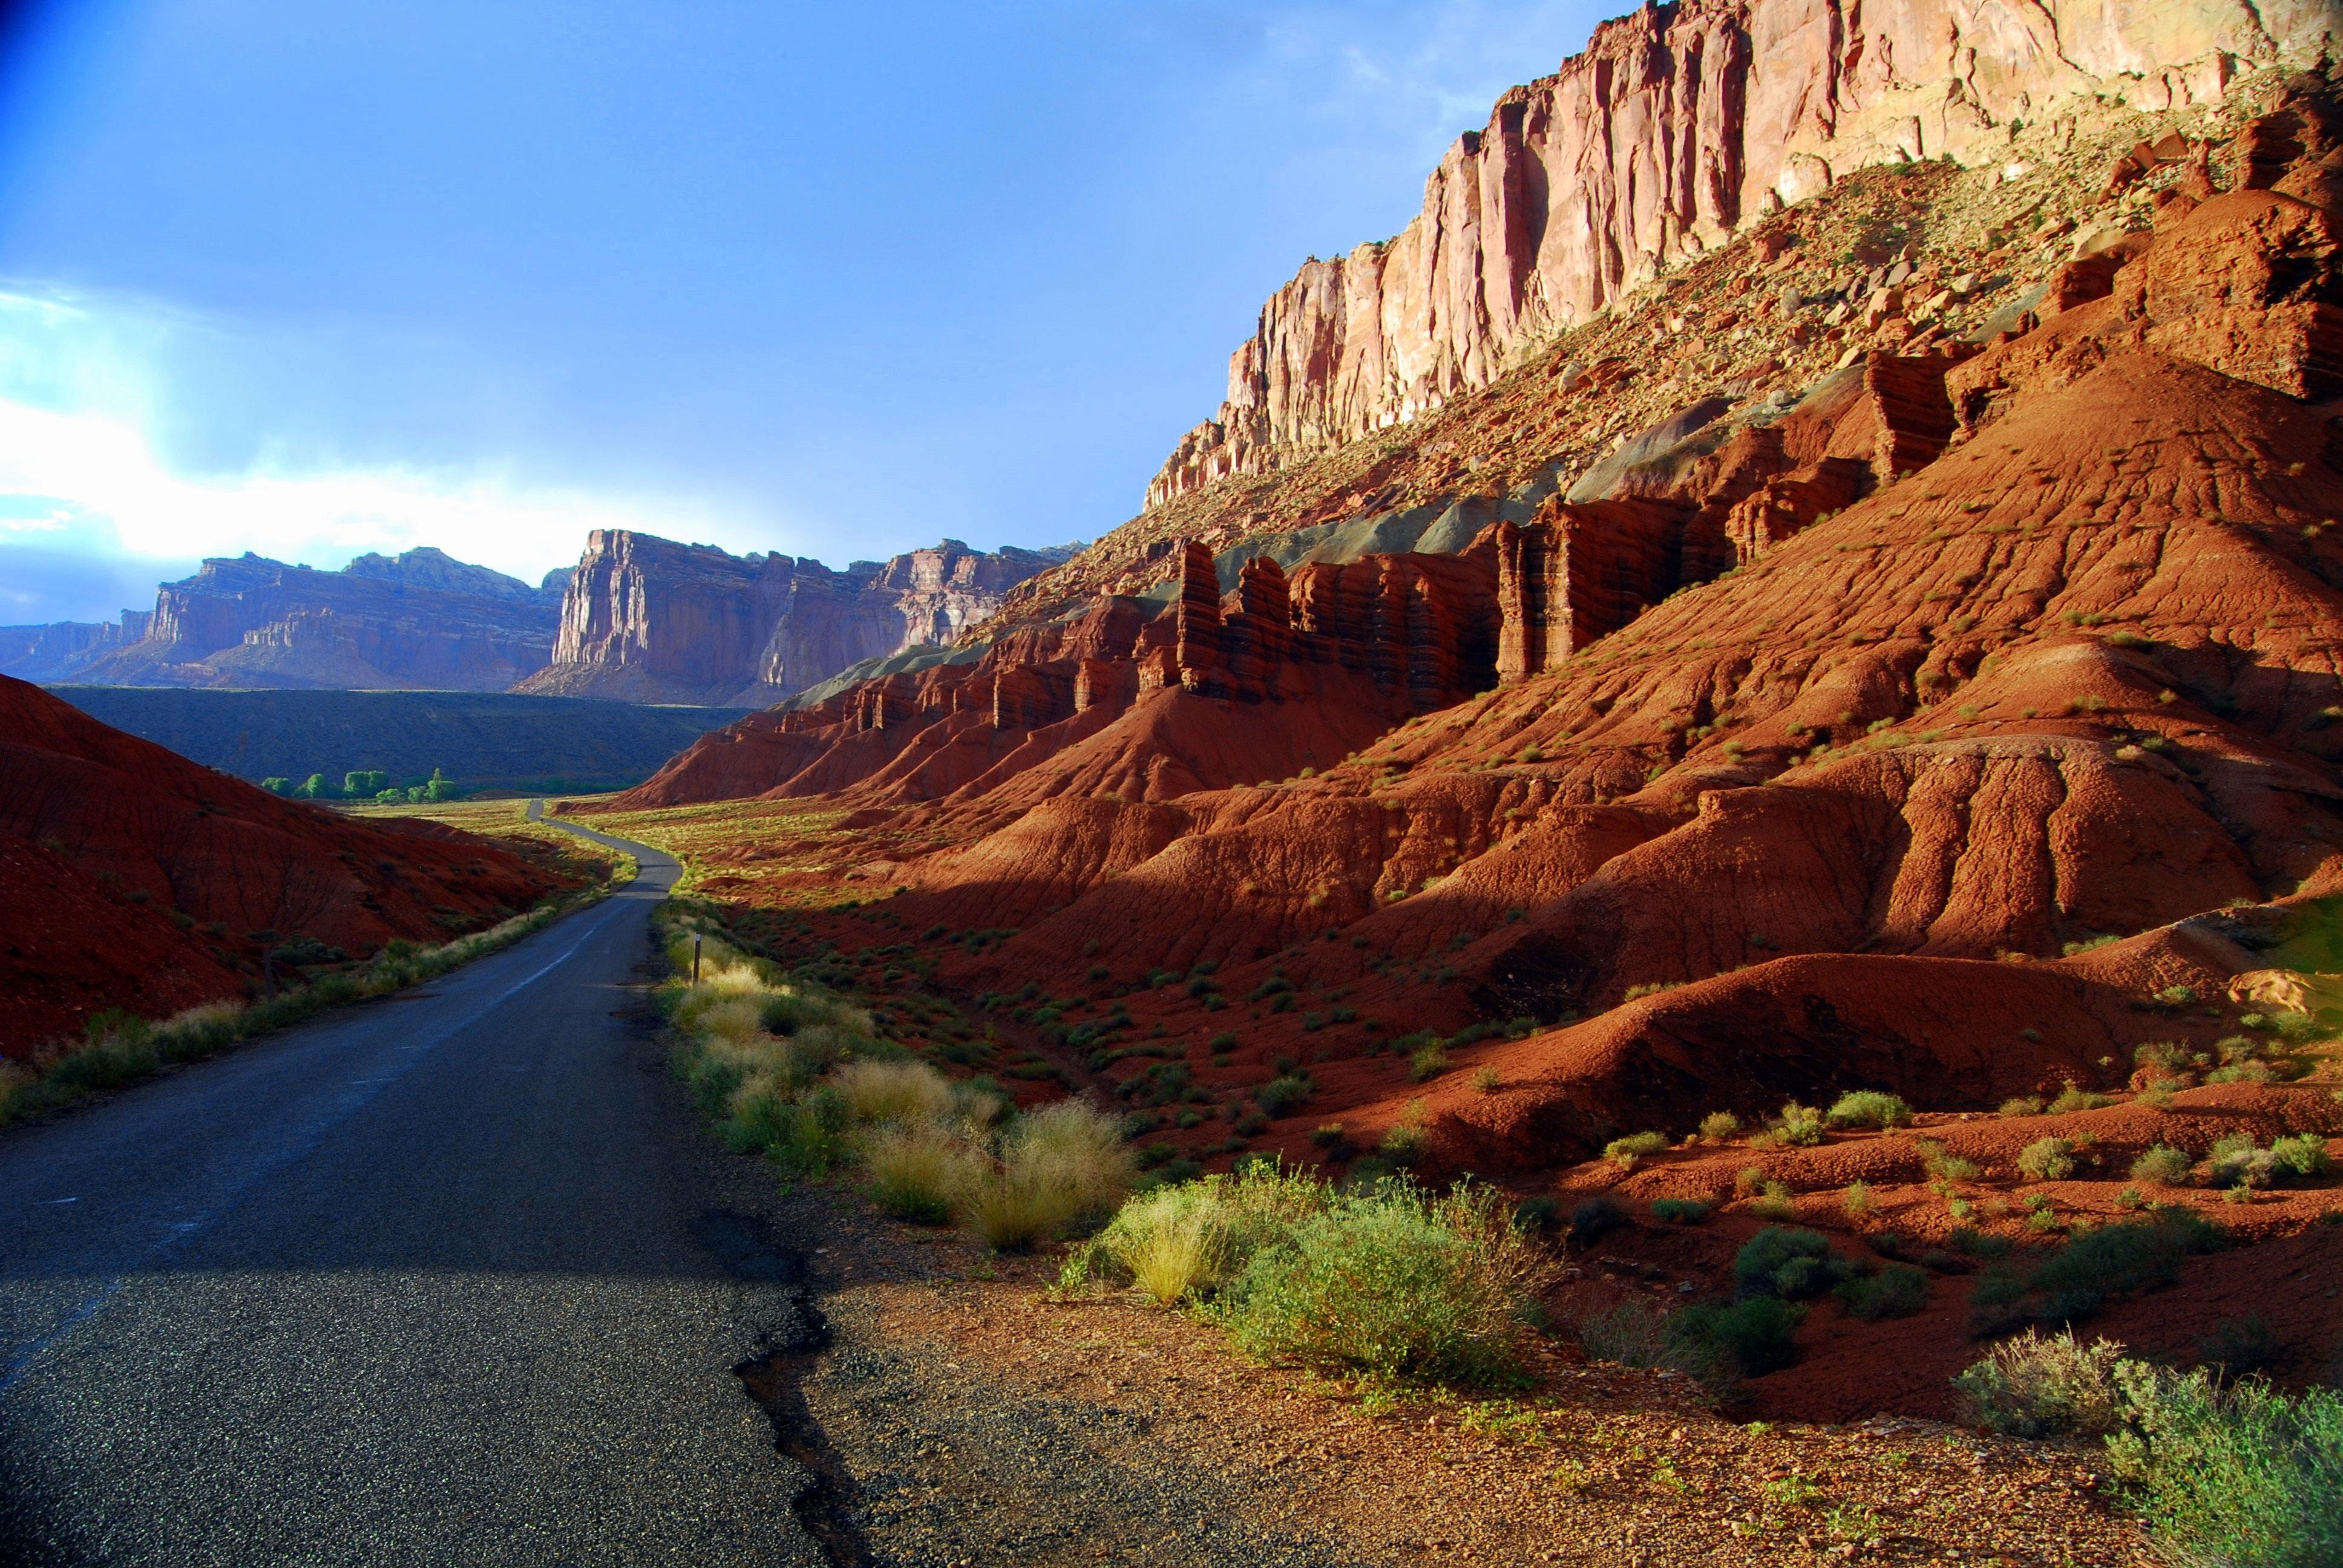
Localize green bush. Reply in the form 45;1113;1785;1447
1734;1227;1853;1301
1670;1296;1804;1377
2270;1134;2335;1181
1772;1102;1827;1146
1603;1130;1668;1168
2024;1208;2226;1325
1213;1180;1552;1385
2018;1137;2077;1181
1698;1111;1742;1139
1650;1197;1710;1224
2106;1362;2343;1568
1827;1090;1912;1129
2131;1145;2194;1186
1835;1265;1930;1321
1256;1074;1313;1117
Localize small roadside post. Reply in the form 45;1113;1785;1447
692;934;702;984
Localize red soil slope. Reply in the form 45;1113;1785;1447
0;675;560;1054
586;85;2343;1175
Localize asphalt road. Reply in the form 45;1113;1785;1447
0;814;827;1567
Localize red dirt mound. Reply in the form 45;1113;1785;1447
0;675;562;1053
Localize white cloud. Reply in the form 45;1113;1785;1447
0;397;737;583
0;284;772;587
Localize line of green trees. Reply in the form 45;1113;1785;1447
260;767;460;805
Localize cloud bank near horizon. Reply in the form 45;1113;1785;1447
0;286;802;622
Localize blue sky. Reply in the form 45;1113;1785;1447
0;0;1607;624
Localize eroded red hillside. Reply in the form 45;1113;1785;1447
584;82;2343;1187
0;675;563;1053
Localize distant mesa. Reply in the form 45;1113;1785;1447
10;547;566;692
514;531;1080;707
2;535;1078;704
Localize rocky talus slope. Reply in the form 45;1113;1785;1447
591;68;2343;1189
0;675;561;1053
517;532;1077;706
76;547;568;692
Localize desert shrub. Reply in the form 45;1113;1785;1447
2209;1132;2272;1189
864;1123;983;1224
1407;1042;1451;1082
1699;1111;1742;1140
1604;1130;1668;1168
1749;1181;1797;1220
1734;1227;1853;1301
833;1059;955;1124
1081;1165;1325;1303
2017;1137;2077;1181
1670;1296;1804;1377
2270;1134;2335;1181
1827;1090;1912;1129
1999;1096;2046;1118
1835;1264;1930;1321
2197;1314;2280;1378
1953;1330;2126;1437
1214;1180;1552;1385
1914;1139;1982;1183
1471;1066;1501;1094
2131;1144;2194;1186
2024;1207;2226;1324
2049;1084;2113;1114
1568;1197;1626;1244
1256;1074;1314;1118
1650;1197;1709;1224
1841;1180;1877;1218
1772;1102;1827;1146
1377;1116;1429;1166
1575;1299;1673;1367
2106;1362;2343;1568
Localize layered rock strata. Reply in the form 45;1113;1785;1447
1145;0;2337;508
79;550;563;691
520;532;1078;706
0;610;152;682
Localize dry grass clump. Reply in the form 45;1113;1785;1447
1955;1330;2127;1437
834;1059;957;1123
864;1123;986;1224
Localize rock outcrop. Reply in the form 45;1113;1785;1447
0;610;152;682
1145;0;2338;508
76;549;563;691
519;532;1079;706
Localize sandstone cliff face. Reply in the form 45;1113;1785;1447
520;532;1078;706
0;610;152;682
79;550;559;691
1145;0;2338;508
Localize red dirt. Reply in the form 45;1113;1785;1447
592;85;2343;1413
0;675;563;1054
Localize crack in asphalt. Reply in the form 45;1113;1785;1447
692;1209;875;1568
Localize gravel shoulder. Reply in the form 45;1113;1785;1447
718;1166;2152;1568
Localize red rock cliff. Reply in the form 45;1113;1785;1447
1145;0;2338;508
520;532;1079;707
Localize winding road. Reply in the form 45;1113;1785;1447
0;815;826;1566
